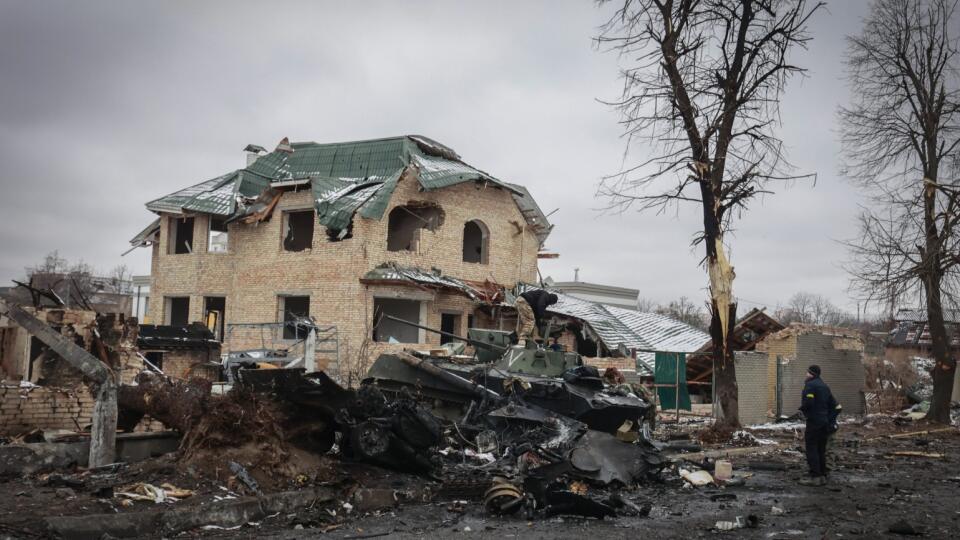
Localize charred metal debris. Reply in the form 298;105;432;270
218;317;667;520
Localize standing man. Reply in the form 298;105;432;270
514;289;558;346
799;365;838;486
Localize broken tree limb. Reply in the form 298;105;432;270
888;451;945;459
0;298;117;467
864;427;957;442
117;372;211;433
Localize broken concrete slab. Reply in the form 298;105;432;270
0;441;88;478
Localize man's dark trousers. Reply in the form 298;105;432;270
805;423;829;477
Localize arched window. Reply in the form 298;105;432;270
462;220;489;264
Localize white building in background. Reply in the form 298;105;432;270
544;276;640;311
131;275;151;322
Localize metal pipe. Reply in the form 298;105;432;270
396;351;500;399
383;315;508;353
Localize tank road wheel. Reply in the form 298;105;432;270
350;421;390;461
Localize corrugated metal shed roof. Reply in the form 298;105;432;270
545;290;709;375
143;135;551;243
894;308;960;324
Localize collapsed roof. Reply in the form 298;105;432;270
136;135;552;246
361;263;504;304
545;292;710;375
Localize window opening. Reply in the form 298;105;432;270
462;220;489;263
283;211;315;252
386;203;444;252
208;218;229;253
281;296;310;339
373;298;422;343
169;217;195;254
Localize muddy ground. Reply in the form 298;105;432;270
1;416;958;539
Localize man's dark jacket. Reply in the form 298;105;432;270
520;290;556;321
800;376;838;428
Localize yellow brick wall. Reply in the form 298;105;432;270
148;177;541;380
759;335;797;414
0;384;163;435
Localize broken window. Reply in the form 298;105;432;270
440;312;462;345
208;218;229;253
168;217;195;255
280;295;310;340
144;351;164;371
283;210;315;252
373;298;422;343
204;296;226;341
165;297;190;326
462;220;489;264
386;203;444;252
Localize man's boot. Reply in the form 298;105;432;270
798;476;823;486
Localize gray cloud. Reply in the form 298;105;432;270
0;0;873;314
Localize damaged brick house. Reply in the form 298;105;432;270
130;135;551;379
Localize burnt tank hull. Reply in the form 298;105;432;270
363;352;654;433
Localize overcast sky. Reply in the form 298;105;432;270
0;0;876;314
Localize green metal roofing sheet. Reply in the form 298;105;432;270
357;168;403;221
143;135;550;243
146;172;237;215
314;178;382;231
411;154;520;195
128;218;161;246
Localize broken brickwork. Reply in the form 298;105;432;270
0;383;94;434
144;140;544;380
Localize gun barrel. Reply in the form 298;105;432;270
382;315;508;353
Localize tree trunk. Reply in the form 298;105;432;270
711;299;739;427
920;173;956;424
700;204;740;427
923;272;956;423
117;372;211;432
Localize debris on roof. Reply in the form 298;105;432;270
361;263;503;303
686;308;785;384
759;323;863;342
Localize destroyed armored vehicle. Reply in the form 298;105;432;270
363;317;657;435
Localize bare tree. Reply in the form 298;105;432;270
840;0;960;423
24;250;69;277
106;264;132;294
776;291;857;327
637;296;659;312
656;296;709;331
596;0;823;427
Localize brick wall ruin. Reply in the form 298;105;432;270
0;383;94;434
755;328;868;419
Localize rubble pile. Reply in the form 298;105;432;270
114;322;674;522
